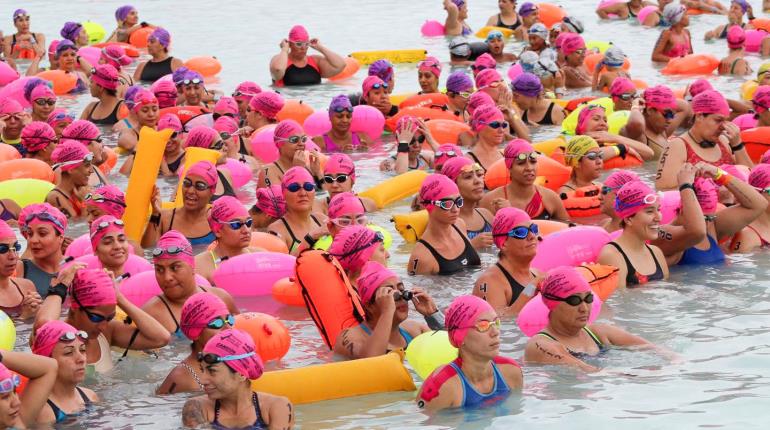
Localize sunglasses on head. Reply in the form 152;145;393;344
85;193;127;207
59;330;89;342
151;245;192;258
332;106;354;114
217;218;253;230
34;98;56;107
0;242;21;254
543;292;594;306
331;214;368;227
495;223;539;240
0;374;20;394
183;78;202;86
212;112;235;121
483;120;508;129
207;314;235;330
198;351;256;365
323;174;349;184
512;151;538;165
72;292;116;323
183;178;211;191
426;196;464;210
285;182;315;193
24;212;65;231
277;135;308;145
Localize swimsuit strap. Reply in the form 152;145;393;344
582;326;604;348
168;208;177;231
279;218;301;252
494;262;526;306
310;214;322;226
157;295;181;333
75;386;92;405
181;362;204;389
542;102;556;126
746;224;770;247
473;208;492;230
466;152;486;172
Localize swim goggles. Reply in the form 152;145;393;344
291;41;309;48
62;135;103;144
479;120;508;129
151;245;193;259
183;78;203;85
459;163;484;175
210;139;225;150
369;82;389;90
616;93;637;101
183;178;211;191
323;174;349;184
486;31;504;42
0;374;20;394
331;231;385;259
285;182;315;193
24;212;66;232
425;196;464;211
206;314;235;330
34;98;56;106
601;185;620;195
198;351;256;365
614;193;661;212
581;151;603;161
275;135;308;145
59;330;89;342
494;223;539;240
331;214;368;228
90;219;125;237
85;193;126;207
542;292;594;306
434;150;459;159
452;317;501;333
0;242;21;254
72;291;116;324
331;106;354;114
216;218;253;230
56;152;94;169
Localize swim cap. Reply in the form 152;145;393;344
172;67;189;86
604;169;639;191
357;261;398;304
451;0;466;7
19;203;67;235
733;0;750;13
449;37;472;58
328;192;366;220
328;94;353;117
329;225;383;272
70;269;117;309
420;173;459;206
565;135;599;167
761;150;770;164
281;166;314;191
486;30;504;42
100;45;132;69
60;22;83;42
52;140;91;171
273;119;303;148
471;104;504;132
418;56;442;78
233;81;262;101
519;2;538;17
249;91;284;120
446;71;474;94
445;295;495;347
157;113;183;132
0;362;18;393
540;266;591;310
362;76;387;98
13;9;28;20
0;99;23;115
754;86;770;113
183;70;204;85
475;68;503;90
91;64;119;91
47;109;75;128
603;46;626;68
562;16;584;33
368;59;394;82
324;153;355;180
32;320;81;357
692;90;730;117
727;25;746;49
208;196;249;233
26;79;55;102
123;85;143;110
511;72;543;98
686;78;713;100
466;91;495;115
533;58;559;79
62;119;100;143
214;97;239;117
181;292;229;341
395;115;419;136
202;329;264;380
48;40;60;58
561;34;585;56
130;89;158;112
115;5;135;21
255;185;286;219
553;33;571;51
21;121;56;153
694;177;718;214
86;184;126;218
663;2;686;25
441;156;475;182
748;163;770;189
528;23;548;41
435;144;464;168
150;27;171;48
473;53;497;72
757;63;770;80
288;25;310;43
0;220;15;240
184;126;219;149
643;85;677;110
504;138;535;169
186;160;218;190
154;230;195;267
492;207;532;249
609;77;636;98
214;116;239;134
575;105;605;135
614;180;658;219
89;215;124;251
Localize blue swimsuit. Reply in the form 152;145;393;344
449;359;511;407
359;323;414;349
678;235;725;265
47;387;92;424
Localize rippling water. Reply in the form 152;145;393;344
8;0;770;428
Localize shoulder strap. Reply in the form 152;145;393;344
583;326;604;348
418;359;461;402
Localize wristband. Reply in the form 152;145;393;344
424;310;445;331
149;213;161;226
304;233;317;247
397;142;409;153
678;183;695;192
47;282;68;301
616;143;627;159
714;169;732;187
731;142;745;153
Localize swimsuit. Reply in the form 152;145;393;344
139;56;175;82
494;263;532;306
212;170;236;201
606;242;664;286
0;280;24;318
537;326;607;359
663;31;691;58
86;100;123;126
495;13;521;31
10;33;38;59
168;208;217;246
280;215;322;253
322;132;361;152
21;258;56;297
522;102;557;126
0;200;15;221
503;186;553;220
157;286;207;340
416;225;481;275
166;153;185;174
47;387;92;424
359;323;414;350
389;154;430;170
87;333;114;374
681;138;734;167
627;2;639;18
276;56;322;87
211;392;267;430
448;358;511;407
51;188;85;218
466;209;492;239
678;234;726;265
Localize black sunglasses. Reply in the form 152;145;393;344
543;292;594;306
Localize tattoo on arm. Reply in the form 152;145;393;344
182;399;206;427
535;341;564;360
655;146;669;180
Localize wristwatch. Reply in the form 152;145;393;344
149;213;161;226
397;142;409;153
679;183;695;192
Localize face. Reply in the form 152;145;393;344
759;109;770;126
512;91;535;109
680;14;690;27
24;224;63;259
0;388;21;428
566;48;587;66
14;15;30;32
696;113;727;141
278;135;306;160
365;88;391;114
33;97;56;118
200;361;243;400
501;222;538;260
429;193;462;224
165;132;183;153
321;172;353;196
85;204;106;225
73;304;116;336
369;278;410;322
327;212;367;237
499;0;515;11
154;259;196;300
124;9;139;25
66;160;92;187
76;29;89;46
1;113;23;137
53;120;71;137
147;37;166;56
644;107;673;132
418;71;438;93
550;291;592;329
523;11;539;26
458;3;469;19
95;232;129;269
728;3;743;22
59;50;77;70
759;73;770;86
487;37;505;55
626;203;661;240
613;92;635;111
0;238;20;277
456;167;485;202
479;121;505;145
599;188;616;216
370;242;390;266
585;111;608;133
509;153;538;185
183;174;213;209
481;81;503;101
448;90;471;110
184;84;204;106
289;40;309;56
216;216;252;249
245;107;264;128
330;110;352;132
528;35;545;50
284;180;315;212
52;337;88;384
577;148;603;180
460;310;500;359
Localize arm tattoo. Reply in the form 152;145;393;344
535;341;564;360
182;399;206;427
655;146;669;180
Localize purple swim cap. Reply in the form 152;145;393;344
60;22;83;43
55;39;76;58
172;67;189;86
23;78;50;103
446;71;474;93
150;27;170;48
328;94;353;117
115;5;135;21
369;59;394;82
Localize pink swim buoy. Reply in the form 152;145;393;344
507;63;523;81
302;110;332;137
636;5;658;24
421;20;446;37
120;271;211;308
531;226;612;272
0;61;19;86
222;158;252;188
733;113;758;131
350;105;385;141
745;30;768;53
249;124;278;163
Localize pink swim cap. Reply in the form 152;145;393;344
614;180;658;219
233;81;262;101
130;89;159;112
0;362;18;392
473;53;497;74
47;109;74;128
761;149;770;165
62;119;100;142
752;85;770;113
419;173;460;209
749;163;770;189
186;160;218;190
91;64;119;91
328;192;366;219
208;196;249;233
288;25;310;43
503;139;535;169
324;153;356;180
467;91;495;115
184;125;219;149
727;25;746;49
181;292;229;341
435;144;463;168
418;56;442;77
492;207;532;249
561;34;586;56
694;177;718;214
445;295;495;347
21;121;57;153
540;266;592;310
32;320;82;357
362;76;387;98
474;68;503;90
30;84;55;102
0;99;22;115
0;220;15;240
19;203;67;235
152;80;178;108
471;104;504;132
692;90;730;117
609;77;635;98
575;105;605;136
154;230;195;267
203;329;264;379
157;113;183;132
356;261;398;304
329;225;383;272
686;78;714;100
52;140;91;171
249;91;284;120
604;169;640;191
255;185;286;218
282;166;314;191
86;184;126;218
273;120;303;148
100;45;132;69
441;156;475;182
214;116;239;134
214;97;239;116
89;215;125;252
70;269;117;309
643;85;677;110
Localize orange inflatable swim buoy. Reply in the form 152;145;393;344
0;144;22;163
92;42;140;57
328;57;361;81
399;93;450;110
751;18;770;33
251;232;290;254
661;54;719;76
601;79;648;93
0;158;55;183
184;56;222;77
233;312;291;362
296;250;365;349
158;105;208;125
537;3;567;28
577;263;620;301
128;27;154;48
425;119;470;145
276;100;314;125
602;153;644;170
385;106;461;132
484;156;571;191
36;70;77;95
271;277;304;307
560;185;602;218
98;147;118;175
565;96;599;113
584;53;631;76
740;127;770;162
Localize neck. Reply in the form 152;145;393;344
573;173;594;188
286;209;311;222
459;200;477;217
152;52;168;61
548;319;583;337
424;216;453;236
34;253;62;273
218;384;254;412
500;256;532;277
458;350;495;384
288;51;305;62
51;378;79;399
182;205;208;217
329;128;349;140
58;178;76;193
617;228;649;250
214;242;246;258
102;260;124;275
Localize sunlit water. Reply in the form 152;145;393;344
6;0;770;428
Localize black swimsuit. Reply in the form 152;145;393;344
280;214;322;254
607;242;664;286
212;392;267;430
47;386;92;424
416;225;481;275
212;170;236;201
495;263;532;306
139;56;174;82
166;153;185;174
86;100;123;126
495;13;522;31
522;102;557;126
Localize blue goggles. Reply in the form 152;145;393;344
493;223;539;240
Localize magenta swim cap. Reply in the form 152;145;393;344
575;105;605;136
29;84;55;102
157;113;183;132
214;97;239;116
47;109;75;128
419;173;460;210
727;25;746;49
273;120;303;148
503;139;535;169
249;91;284;120
154;230;195;267
89;215;125;252
70;269;117;309
91;64;119;91
281;166;314;191
475;68;503;89
52;140;91;171
356;261;397;304
609;77;635;97
473;53;497;73
324;153;356;180
692;90;730;117
446;71;474;94
233;81;262;101
328;192;365;220
19;203;67;235
540;266;591;310
441;156;475;182
467;91;495;115
86;184;126;218
561;34;586;56
130;89;158;112
445;295;495;347
694;177;718;214
255;185;286;219
418;56;442;77
749;163;770;189
614;180;658;219
362;76;387;98
643;85;677;110
21;121;57;153
687;78;714;100
752;85;770;113
471;104;504;132
32;320;82;357
492;207;532;249
0;220;15;241
604;169;640;191
435;144;463;168
186;160;218;190
329;225;383;272
62;119;100;143
0;99;23;115
208;196;249;233
184;126;219;149
181;292;229;341
203;329;264;379
101;45;132;69
214;116;239;134
288;25;310;43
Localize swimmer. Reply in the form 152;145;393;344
231;81;262;122
181;329;294;429
444;71;474;120
473;207;540;315
99;45;134;95
408;174;481;276
598;170;640;233
329;225;390;284
304;192;368;252
112;85;140;133
257;119;320;188
0;350;58;430
472;53;496;78
107;5;152;44
518;2;541;36
380;116;437;173
704;0;753;40
46;141;91;219
682;0;728;14
267;167;327;255
443;0;473;36
143;231;237;339
560;135;632;196
522;23;556;61
59;22;89;48
249;185;286;230
15;204;66;297
87;215;137;277
651;3;693;62
117;89;160;152
27;40;89;93
733;165;770;252
47;109;75;138
270;25;345;86
178;71;209;108
121;113;184;177
520;52;565;97
312;95;371;152
358;76;398;118
641;0;675;27
560;34;591;89
417;56;442;94
417;295;522;412
512;72;565;126
573;104;654;162
25;82;57;123
245;91;284;136
335;261;438;359
313;153;376;214
592;46;631;91
597;0;654;19
485;0;525;39
750;86;770;128
608;77;637;114
1;9;46;69
485;30;517;63
0;220;40;319
718;26;751;76
21;121;57;165
0;100;29;153
448;36;491;65
623;85;688;158
480;139;569;220
133;27;184;83
441;157;495;249
81;185;142;256
465;104;506;172
81;65;123;126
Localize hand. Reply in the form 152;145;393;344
627;146;641;160
694;161;719;178
33;41;45;59
150;185;162;215
492;198;511;213
238;126;254;137
395;118;418;144
18;111;32;127
470;232;494;249
496;87;513;110
416;119;436;147
374;286;397;315
411;288;438;316
309;38;321;51
21;292;43;317
380;158;394;171
56;262;87;287
279;39;289;52
61;235;73;254
341;139;354;152
587;131;616;145
443;0;456;11
308;149;322;176
291;149;308;167
721;122;741;147
677;163;697;186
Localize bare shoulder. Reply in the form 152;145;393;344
13;277;37;295
182;395;212;428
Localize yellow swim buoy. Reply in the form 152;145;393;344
359;170;429;209
392;210;428;243
0;310;16;351
475;26;515;39
350;49;427;65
